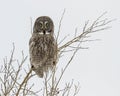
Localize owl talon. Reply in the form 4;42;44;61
31;65;34;69
53;61;56;65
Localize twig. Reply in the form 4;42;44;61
16;68;32;96
56;9;66;42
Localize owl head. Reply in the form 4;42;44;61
33;16;54;35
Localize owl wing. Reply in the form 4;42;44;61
29;36;46;77
45;38;58;66
29;36;34;57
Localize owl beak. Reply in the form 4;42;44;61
43;30;46;34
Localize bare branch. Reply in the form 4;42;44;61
30;17;33;35
0;12;113;96
16;68;32;96
56;9;66;42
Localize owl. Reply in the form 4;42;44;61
29;16;57;78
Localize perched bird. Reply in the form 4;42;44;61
29;16;57;78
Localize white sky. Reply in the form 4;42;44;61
0;0;120;96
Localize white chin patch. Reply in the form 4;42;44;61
38;32;44;35
38;31;50;35
46;31;50;34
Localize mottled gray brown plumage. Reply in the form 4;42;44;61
29;16;57;78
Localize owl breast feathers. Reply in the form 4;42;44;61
29;16;57;78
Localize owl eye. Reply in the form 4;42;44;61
46;22;49;27
39;22;43;28
45;22;49;29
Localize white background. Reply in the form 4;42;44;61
0;0;120;96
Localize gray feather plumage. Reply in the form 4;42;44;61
29;16;57;77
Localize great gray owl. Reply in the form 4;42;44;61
29;16;57;78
